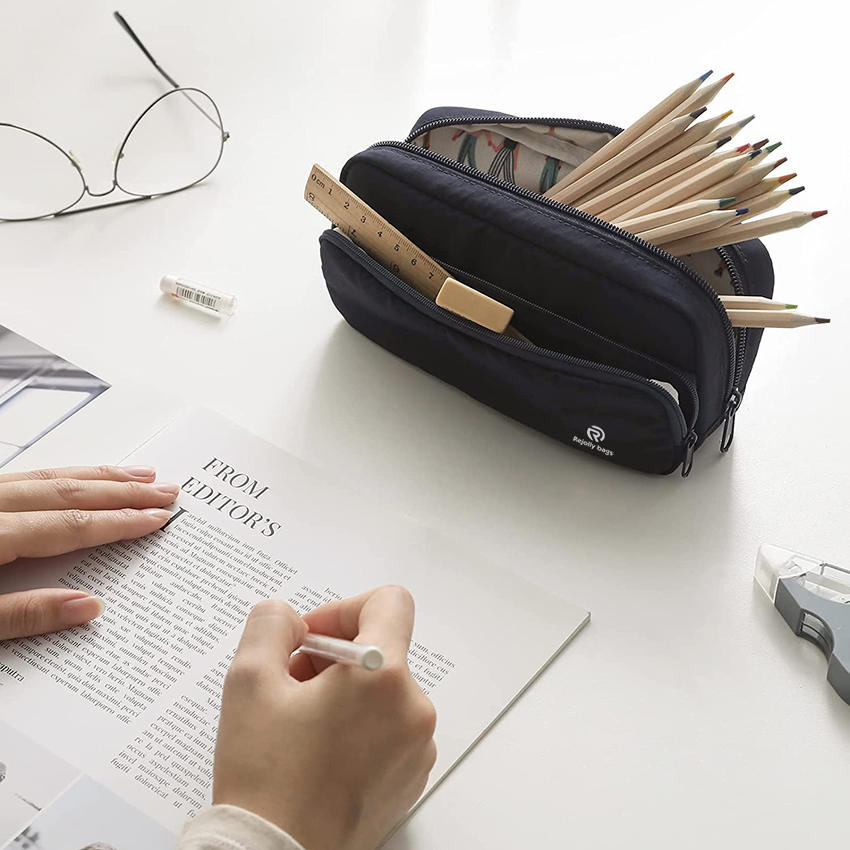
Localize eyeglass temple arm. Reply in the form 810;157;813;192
113;10;180;89
112;11;228;138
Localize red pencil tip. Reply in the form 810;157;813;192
735;143;751;152
722;72;735;82
812;210;829;218
778;173;798;184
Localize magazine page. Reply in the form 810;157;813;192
0;409;588;845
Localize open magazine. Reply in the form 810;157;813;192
0;405;589;848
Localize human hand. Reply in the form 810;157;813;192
0;465;177;639
214;587;437;850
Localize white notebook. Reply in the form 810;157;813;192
0;407;588;846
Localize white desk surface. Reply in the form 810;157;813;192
3;2;848;847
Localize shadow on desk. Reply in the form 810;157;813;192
299;323;739;577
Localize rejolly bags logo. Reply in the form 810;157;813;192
573;425;613;457
586;425;605;443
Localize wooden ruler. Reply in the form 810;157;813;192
304;164;528;341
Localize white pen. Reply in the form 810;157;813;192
298;633;384;671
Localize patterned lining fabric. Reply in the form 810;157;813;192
412;123;614;193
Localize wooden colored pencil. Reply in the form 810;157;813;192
719;186;804;224
604;148;749;222
734;173;797;202
682;157;785;202
542;70;713;198
637;72;735;142
617;198;738;232
738;141;781;169
577;138;725;216
719;295;797;310
726;310;829;328
664;210;827;255
611;152;754;220
574;110;734;202
704;114;755;144
550;109;707;206
641;208;749;245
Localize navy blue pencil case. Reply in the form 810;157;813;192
317;107;775;476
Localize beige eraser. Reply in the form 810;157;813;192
435;278;515;333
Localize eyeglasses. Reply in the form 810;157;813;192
0;11;229;222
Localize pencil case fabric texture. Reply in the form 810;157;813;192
318;107;775;476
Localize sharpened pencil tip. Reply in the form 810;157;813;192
736;208;749;215
739;115;756;127
812;210;828;218
722;72;735;82
700;70;714;82
753;138;769;149
815;317;831;324
717;109;734;121
719;197;737;208
748;149;763;159
716;135;733;146
786;304;798;310
789;186;806;196
765;141;782;154
735;143;751;152
777;173;797;184
690;106;708;119
774;157;788;167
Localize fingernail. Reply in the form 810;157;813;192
122;465;155;480
142;508;172;524
60;595;105;628
154;483;179;496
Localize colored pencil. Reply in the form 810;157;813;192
617;197;738;232
719;295;797;310
704;114;755;144
683;157;785;202
739;141;781;167
577;138;726;216
550;109;707;205
577;110;734;201
640;208;749;245
612;151;755;220
543;70;713;198
726;310;830;328
734;173;797;202
664;210;827;255
637;72;735;141
718;186;804;224
604;148;749;222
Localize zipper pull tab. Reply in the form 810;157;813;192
720;388;743;453
681;430;698;478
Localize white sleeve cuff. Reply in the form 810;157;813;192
178;805;307;850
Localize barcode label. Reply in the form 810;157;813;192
176;285;219;310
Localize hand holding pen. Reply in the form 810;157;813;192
214;587;436;850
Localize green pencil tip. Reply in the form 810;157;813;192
786;303;798;310
766;141;782;154
719;197;737;208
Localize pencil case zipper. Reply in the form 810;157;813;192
398;113;750;436
324;227;698;474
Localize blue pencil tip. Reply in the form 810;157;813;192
736;208;749;215
700;70;714;82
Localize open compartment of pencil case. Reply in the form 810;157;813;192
317;107;776;476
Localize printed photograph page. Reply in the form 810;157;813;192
0;409;588;843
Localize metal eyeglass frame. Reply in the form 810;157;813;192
0;11;230;223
